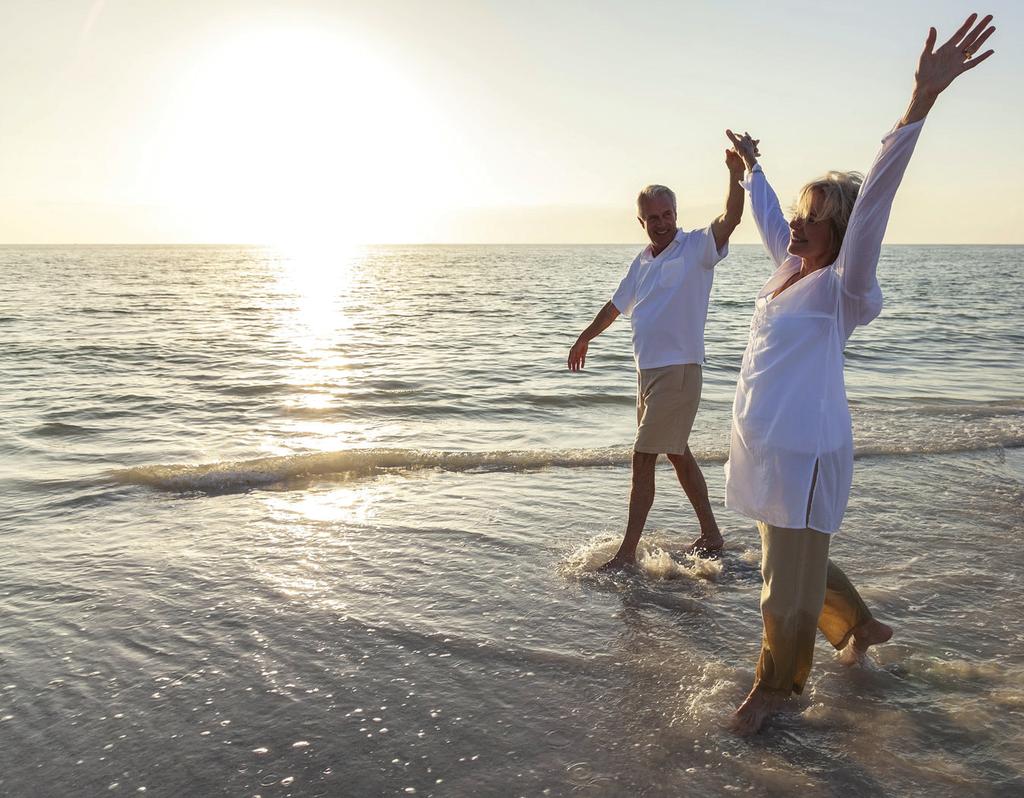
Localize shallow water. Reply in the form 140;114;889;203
1;245;1022;796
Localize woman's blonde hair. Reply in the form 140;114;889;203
793;170;864;257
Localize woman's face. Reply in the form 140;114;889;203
787;189;834;264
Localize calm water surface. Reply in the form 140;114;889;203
1;244;1022;796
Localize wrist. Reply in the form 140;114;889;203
902;87;937;126
911;82;941;103
909;85;940;114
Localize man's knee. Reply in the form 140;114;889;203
667;451;700;490
632;451;659;466
631;451;658;484
666;444;694;463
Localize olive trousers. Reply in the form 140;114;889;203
754;521;874;695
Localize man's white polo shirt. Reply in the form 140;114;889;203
611;226;728;369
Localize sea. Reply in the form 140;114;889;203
1;243;1022;797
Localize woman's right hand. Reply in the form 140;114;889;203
726;129;761;171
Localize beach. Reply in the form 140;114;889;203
2;243;1022;796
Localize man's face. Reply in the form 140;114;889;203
638;195;677;252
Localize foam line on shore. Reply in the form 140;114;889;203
109;447;638;493
110;436;1024;494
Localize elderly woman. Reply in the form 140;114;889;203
724;14;995;735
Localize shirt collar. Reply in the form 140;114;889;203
643;228;684;261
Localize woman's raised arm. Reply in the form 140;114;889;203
727;129;791;268
839;14;996;301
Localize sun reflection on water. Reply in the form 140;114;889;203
267;485;377;526
272;242;363;347
258;485;382;605
264;243;381;454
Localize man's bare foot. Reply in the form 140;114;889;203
597;554;636;573
730;685;785;736
685;531;724;556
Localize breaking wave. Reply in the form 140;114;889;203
111;433;1024;494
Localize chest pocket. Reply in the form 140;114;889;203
658;255;689;288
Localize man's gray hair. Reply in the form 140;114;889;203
637;184;677;215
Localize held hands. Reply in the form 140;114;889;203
567;338;588;371
726;130;761;172
915;13;996;99
725;147;745;179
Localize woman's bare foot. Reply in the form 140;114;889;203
852;619;893;654
841;619;894;665
730;685;785;736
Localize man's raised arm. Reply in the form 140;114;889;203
568;301;620;371
711;145;747;252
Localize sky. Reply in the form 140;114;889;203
0;0;1020;245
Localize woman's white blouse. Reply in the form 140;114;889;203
724;119;925;533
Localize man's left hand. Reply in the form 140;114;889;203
725;147;745;178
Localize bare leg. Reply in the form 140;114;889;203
666;448;723;554
598;451;658;572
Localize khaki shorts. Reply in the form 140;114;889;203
634;363;702;455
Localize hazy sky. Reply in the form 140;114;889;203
0;0;1020;245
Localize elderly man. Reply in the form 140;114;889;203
568;146;745;569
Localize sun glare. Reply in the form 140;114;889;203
152;27;454;247
271;243;360;346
